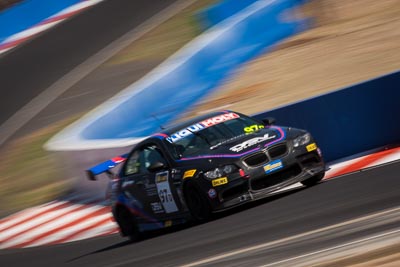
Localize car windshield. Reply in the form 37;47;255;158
166;113;265;158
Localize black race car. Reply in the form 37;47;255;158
87;110;325;239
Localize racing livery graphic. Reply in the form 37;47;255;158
87;111;325;240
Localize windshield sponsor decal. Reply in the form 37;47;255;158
230;133;277;152
264;159;283;174
167;113;240;143
200;112;239;127
244;124;264;134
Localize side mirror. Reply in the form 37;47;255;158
148;161;166;172
262;117;276;125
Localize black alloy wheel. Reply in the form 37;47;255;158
184;181;212;222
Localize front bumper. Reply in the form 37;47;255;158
212;144;325;211
214;163;324;211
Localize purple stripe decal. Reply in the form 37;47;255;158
178;147;260;161
263;126;286;148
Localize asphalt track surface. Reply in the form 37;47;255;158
0;161;399;266
0;0;177;128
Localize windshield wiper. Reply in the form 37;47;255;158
187;128;212;147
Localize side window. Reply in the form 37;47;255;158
124;150;140;175
124;144;167;175
142;146;167;170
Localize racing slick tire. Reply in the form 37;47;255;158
301;172;325;187
184;181;212;222
116;206;142;242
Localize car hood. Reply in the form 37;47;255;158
178;126;287;162
217;126;287;154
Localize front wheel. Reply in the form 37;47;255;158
184;182;212;222
301;172;324;187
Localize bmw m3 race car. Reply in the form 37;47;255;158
87;110;325;239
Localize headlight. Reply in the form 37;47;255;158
204;165;238;179
293;133;311;147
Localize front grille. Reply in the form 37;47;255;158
244;152;268;167
250;164;302;191
268;143;288;159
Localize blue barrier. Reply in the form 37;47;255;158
80;0;309;140
197;0;258;29
197;0;309;29
253;70;400;162
0;0;81;43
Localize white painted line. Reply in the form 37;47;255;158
178;206;400;267
0;0;198;147
2;21;63;44
0;0;103;46
52;0;104;17
258;228;400;267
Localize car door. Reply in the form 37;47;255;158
143;144;183;218
122;143;181;219
120;148;154;217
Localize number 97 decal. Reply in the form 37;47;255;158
155;171;178;213
244;124;264;134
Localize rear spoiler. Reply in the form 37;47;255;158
86;154;128;180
